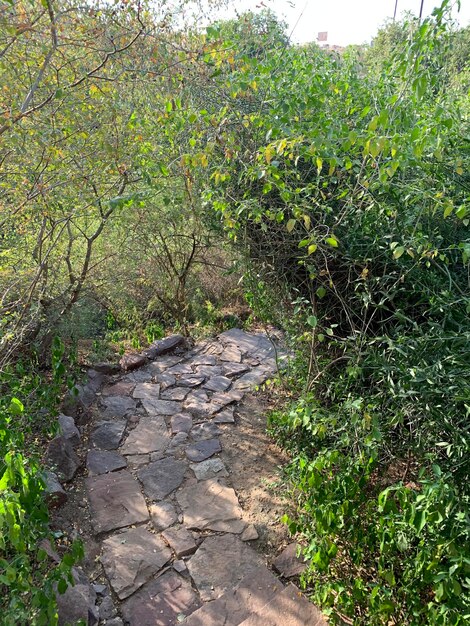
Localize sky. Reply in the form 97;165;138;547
213;0;470;46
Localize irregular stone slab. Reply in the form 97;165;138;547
177;375;205;388
91;420;126;450
93;362;121;375
237;584;328;626
132;382;161;401
161;387;189;401
123;368;153;383
86;470;148;533
191;354;217;366
86;450;127;476
233;369;269;390
58;414;81;446
187;534;264;601
102;381;135;397
212;389;244;408
138;457;187;500
46;435;80;482
125;454;150;469
177;478;245;533
219;328;276;361
141;397;182;416
43;471;67;507
120;416;169;455
57;581;97;626
166;431;189;455
220;345;242;362
119;352;147;371
101;527;172;600
184;566;283;626
143;334;185;359
241;524;259;542
173;559;187;574
170;413;192;434
194;364;223;378
183;389;210;417
223;362;250;378
148;355;182;374
203;375;232;392
190;422;221;441
190;457;228;481
162;525;197;558
100;396;137;419
156;372;176;390
149;501;178;531
213;408;235;424
185;438;221;462
166;363;193;376
272;543;307;578
121;570;200;626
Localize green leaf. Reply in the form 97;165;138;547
325;237;338;248
393;246;405;259
316;287;326;298
9;398;24;416
307;315;317;328
286;219;296;233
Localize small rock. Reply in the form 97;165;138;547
177;376;205;388
46;435;80;482
132;382;161;401
161;387;190;401
156;372;176;390
203;376;232;393
138;457;187;500
150;501;178;531
119;352;147;371
190;458;228;481
104;619;123;626
92;583;107;596
43;471;68;507
91;420;127;450
170;413;193;434
241;524;259;542
213;408;235;424
272;543;307;578
86;450;127;476
162;526;197;558
56;581;97;626
173;559;187;574
185;438;221;462
222;362;250;378
98;594;115;619
120;416;169;455
143;334;185;359
100;395;137;419
58;414;81;446
93;362;121;375
101;381;135;397
125;454;150;469
190;422;221;441
141;397;182;416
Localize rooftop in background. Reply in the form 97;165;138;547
213;0;470;46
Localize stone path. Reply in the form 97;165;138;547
58;329;328;625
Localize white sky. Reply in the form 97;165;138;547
216;0;470;45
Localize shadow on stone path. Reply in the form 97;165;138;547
54;329;328;625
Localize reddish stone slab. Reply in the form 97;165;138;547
86;470;148;534
272;543;307;578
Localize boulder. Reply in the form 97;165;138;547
46;435;80;482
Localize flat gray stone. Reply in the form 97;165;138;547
219;328;276;361
46;435;80;482
190;422;221;441
194;364;223;378
233;369;269;390
101;526;172;599
101;381;135;396
184;566;283;626
203;375;232;392
156;372;177;390
132;382;160;401
241;524;259;542
141;397;182;416
86;470;148;533
161;387;189;401
191;354;217;366
58;414;81;446
177;375;205;388
121;570;200;626
211;390;244;409
170;413;193;434
93;362;121;375
183;389;210;417
213;408;235;424
219;345;242;362
125;454;150;469
222;362;250;378
43;471;67;507
272;543;307;578
86;450;127;476
166;363;193;376
162;525;197;557
91;420;127;450
123;368;153;383
177;478;245;533
120;416;169;455
187;534;264;601
100;395;137;418
149;501;178;531
148;355;182;374
138;457;187;500
185;438;221;462
57;581;97;626
190;457;228;481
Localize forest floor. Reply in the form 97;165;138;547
49;328;327;625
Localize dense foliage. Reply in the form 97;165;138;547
1;0;469;623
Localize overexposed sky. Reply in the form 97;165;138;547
216;0;470;45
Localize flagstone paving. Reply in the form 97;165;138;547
78;329;327;625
